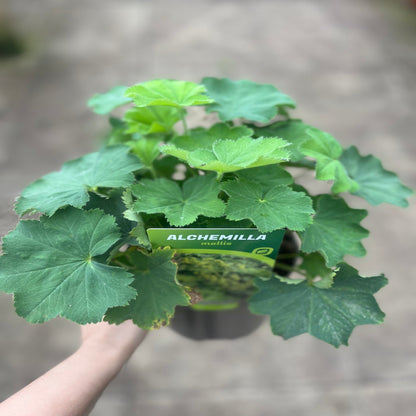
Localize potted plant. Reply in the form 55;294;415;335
0;77;412;347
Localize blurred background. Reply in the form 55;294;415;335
0;0;415;414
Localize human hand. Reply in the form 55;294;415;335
1;321;147;416
80;321;147;362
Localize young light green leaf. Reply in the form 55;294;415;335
236;165;293;188
250;119;313;161
161;123;254;162
300;195;369;267
0;208;136;324
163;136;291;175
299;252;337;289
249;263;387;347
127;138;161;168
131;174;226;226
123;106;184;135
15;146;143;216
161;142;192;162
222;181;314;232
339;146;413;207
87;86;133;114
125;79;214;108
121;189;151;248
191;137;290;173
301;129;359;193
105;249;191;329
202;77;296;122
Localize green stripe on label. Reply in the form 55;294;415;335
147;228;285;265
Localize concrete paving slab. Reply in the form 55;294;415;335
0;0;415;414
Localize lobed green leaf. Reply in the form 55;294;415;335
123;106;184;135
125;79;214;108
202;77;296;122
236;165;293;188
250;119;313;161
127;138;162;168
85;190;144;247
299;252;337;289
249;263;387;347
121;189;151;249
300;195;369;267
163;135;291;175
222;180;314;232
105;249;190;330
162;123;254;158
339;146;413;207
15;146;143;216
104;117;132;146
0;208;136;324
300;129;359;193
87;86;133;114
131;173;226;226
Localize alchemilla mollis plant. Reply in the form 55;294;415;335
0;78;412;347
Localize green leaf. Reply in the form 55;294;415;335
85;190;137;243
202;77;296;122
222;181;314;232
299;253;337;289
87;86;133;114
339;146;413;207
105;249;190;329
249;263;387;347
236;165;293;188
163;136;291;174
85;189;151;249
161;123;254;161
127;138;161;168
250;119;313;161
191;123;254;141
15;146;143;216
104;117;133;147
121;189;151;249
190;137;290;174
167;122;255;154
125;79;214;108
153;155;182;179
0;208;136;324
123;106;184;135
131;174;226;226
300;195;369;267
189;216;254;229
300;129;359;193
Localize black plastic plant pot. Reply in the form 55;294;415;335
171;301;264;340
170;232;298;340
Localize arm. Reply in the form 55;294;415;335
0;321;147;416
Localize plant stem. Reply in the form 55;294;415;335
148;165;157;179
306;275;315;286
181;113;189;135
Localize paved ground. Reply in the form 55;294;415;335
0;0;415;415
